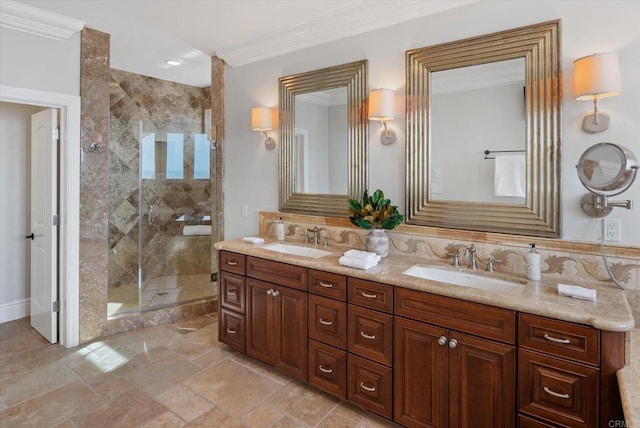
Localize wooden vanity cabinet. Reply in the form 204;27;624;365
394;287;516;428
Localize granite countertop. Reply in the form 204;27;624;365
618;329;640;426
215;238;635;332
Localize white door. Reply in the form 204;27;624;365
29;109;58;344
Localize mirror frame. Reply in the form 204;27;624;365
279;60;368;217
405;20;562;238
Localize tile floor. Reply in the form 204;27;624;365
0;314;398;427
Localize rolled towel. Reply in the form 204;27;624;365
344;249;380;261
183;225;211;236
339;256;379;270
243;236;265;244
557;283;597;302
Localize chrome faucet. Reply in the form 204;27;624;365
306;226;319;245
465;244;478;270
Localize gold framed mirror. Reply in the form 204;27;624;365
405;20;561;237
279;60;368;217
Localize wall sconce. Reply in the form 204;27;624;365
368;89;396;145
574;52;622;133
251;107;276;149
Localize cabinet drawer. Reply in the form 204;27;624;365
219;308;245;353
220;272;245;314
308;340;346;399
247;256;307;291
348;305;393;366
395;287;516;344
348;278;393;313
347;354;393;419
308;269;347;301
518;349;598;428
309;295;347;349
519;313;600;366
220;251;246;275
518;414;559;428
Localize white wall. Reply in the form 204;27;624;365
224;1;640;246
0;27;80;95
0;102;44;322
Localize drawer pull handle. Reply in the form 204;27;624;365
319;281;334;288
361;291;377;299
543;334;571;344
360;382;376;392
319;318;333;326
226;260;238;266
543;386;570;399
360;331;376;340
319;365;333;374
227;290;237;296
225;328;237;334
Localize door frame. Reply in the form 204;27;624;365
1;85;80;348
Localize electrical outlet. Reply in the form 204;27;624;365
241;204;248;217
604;218;621;242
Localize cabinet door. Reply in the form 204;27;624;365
448;331;515;428
246;279;276;365
274;284;307;380
394;317;448;428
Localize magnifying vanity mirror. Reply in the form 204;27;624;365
405;20;561;237
577;142;638;217
279;60;368;217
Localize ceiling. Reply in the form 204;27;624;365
13;0;476;87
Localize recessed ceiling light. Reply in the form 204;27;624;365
165;60;181;66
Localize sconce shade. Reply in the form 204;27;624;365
368;89;395;120
251;107;273;130
574;53;622;100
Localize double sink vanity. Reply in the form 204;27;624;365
214;238;634;428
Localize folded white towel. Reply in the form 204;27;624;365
344;249;379;261
494;154;526;198
183;225;211;236
243;236;264;244
557;283;597;302
339;256;379;270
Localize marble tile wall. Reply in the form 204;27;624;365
259;212;640;324
108;69;212;290
210;57;225;281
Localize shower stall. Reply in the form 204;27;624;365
107;70;215;317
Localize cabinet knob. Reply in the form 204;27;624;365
438;336;448;346
267;289;273;296
448;338;458;348
359;382;376;392
319;365;333;374
272;290;280;297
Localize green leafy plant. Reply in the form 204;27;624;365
348;189;405;230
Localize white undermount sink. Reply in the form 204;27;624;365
262;243;333;259
403;265;525;294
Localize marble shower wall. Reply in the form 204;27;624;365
108;69;212;289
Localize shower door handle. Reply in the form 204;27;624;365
26;233;34;240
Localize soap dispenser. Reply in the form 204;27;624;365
275;217;285;241
526;243;541;281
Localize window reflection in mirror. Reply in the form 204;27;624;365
293;87;348;194
430;58;526;204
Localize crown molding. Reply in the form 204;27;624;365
218;1;476;66
0;0;84;41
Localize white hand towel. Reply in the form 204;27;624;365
183;225;211;236
557;283;597;302
344;249;379;261
339;256;379;270
243;236;264;244
494;154;526;198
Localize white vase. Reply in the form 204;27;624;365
365;229;389;258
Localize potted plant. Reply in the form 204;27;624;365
347;189;405;257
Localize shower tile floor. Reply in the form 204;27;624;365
0;314;398;427
108;274;215;317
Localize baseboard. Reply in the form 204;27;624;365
0;298;30;323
